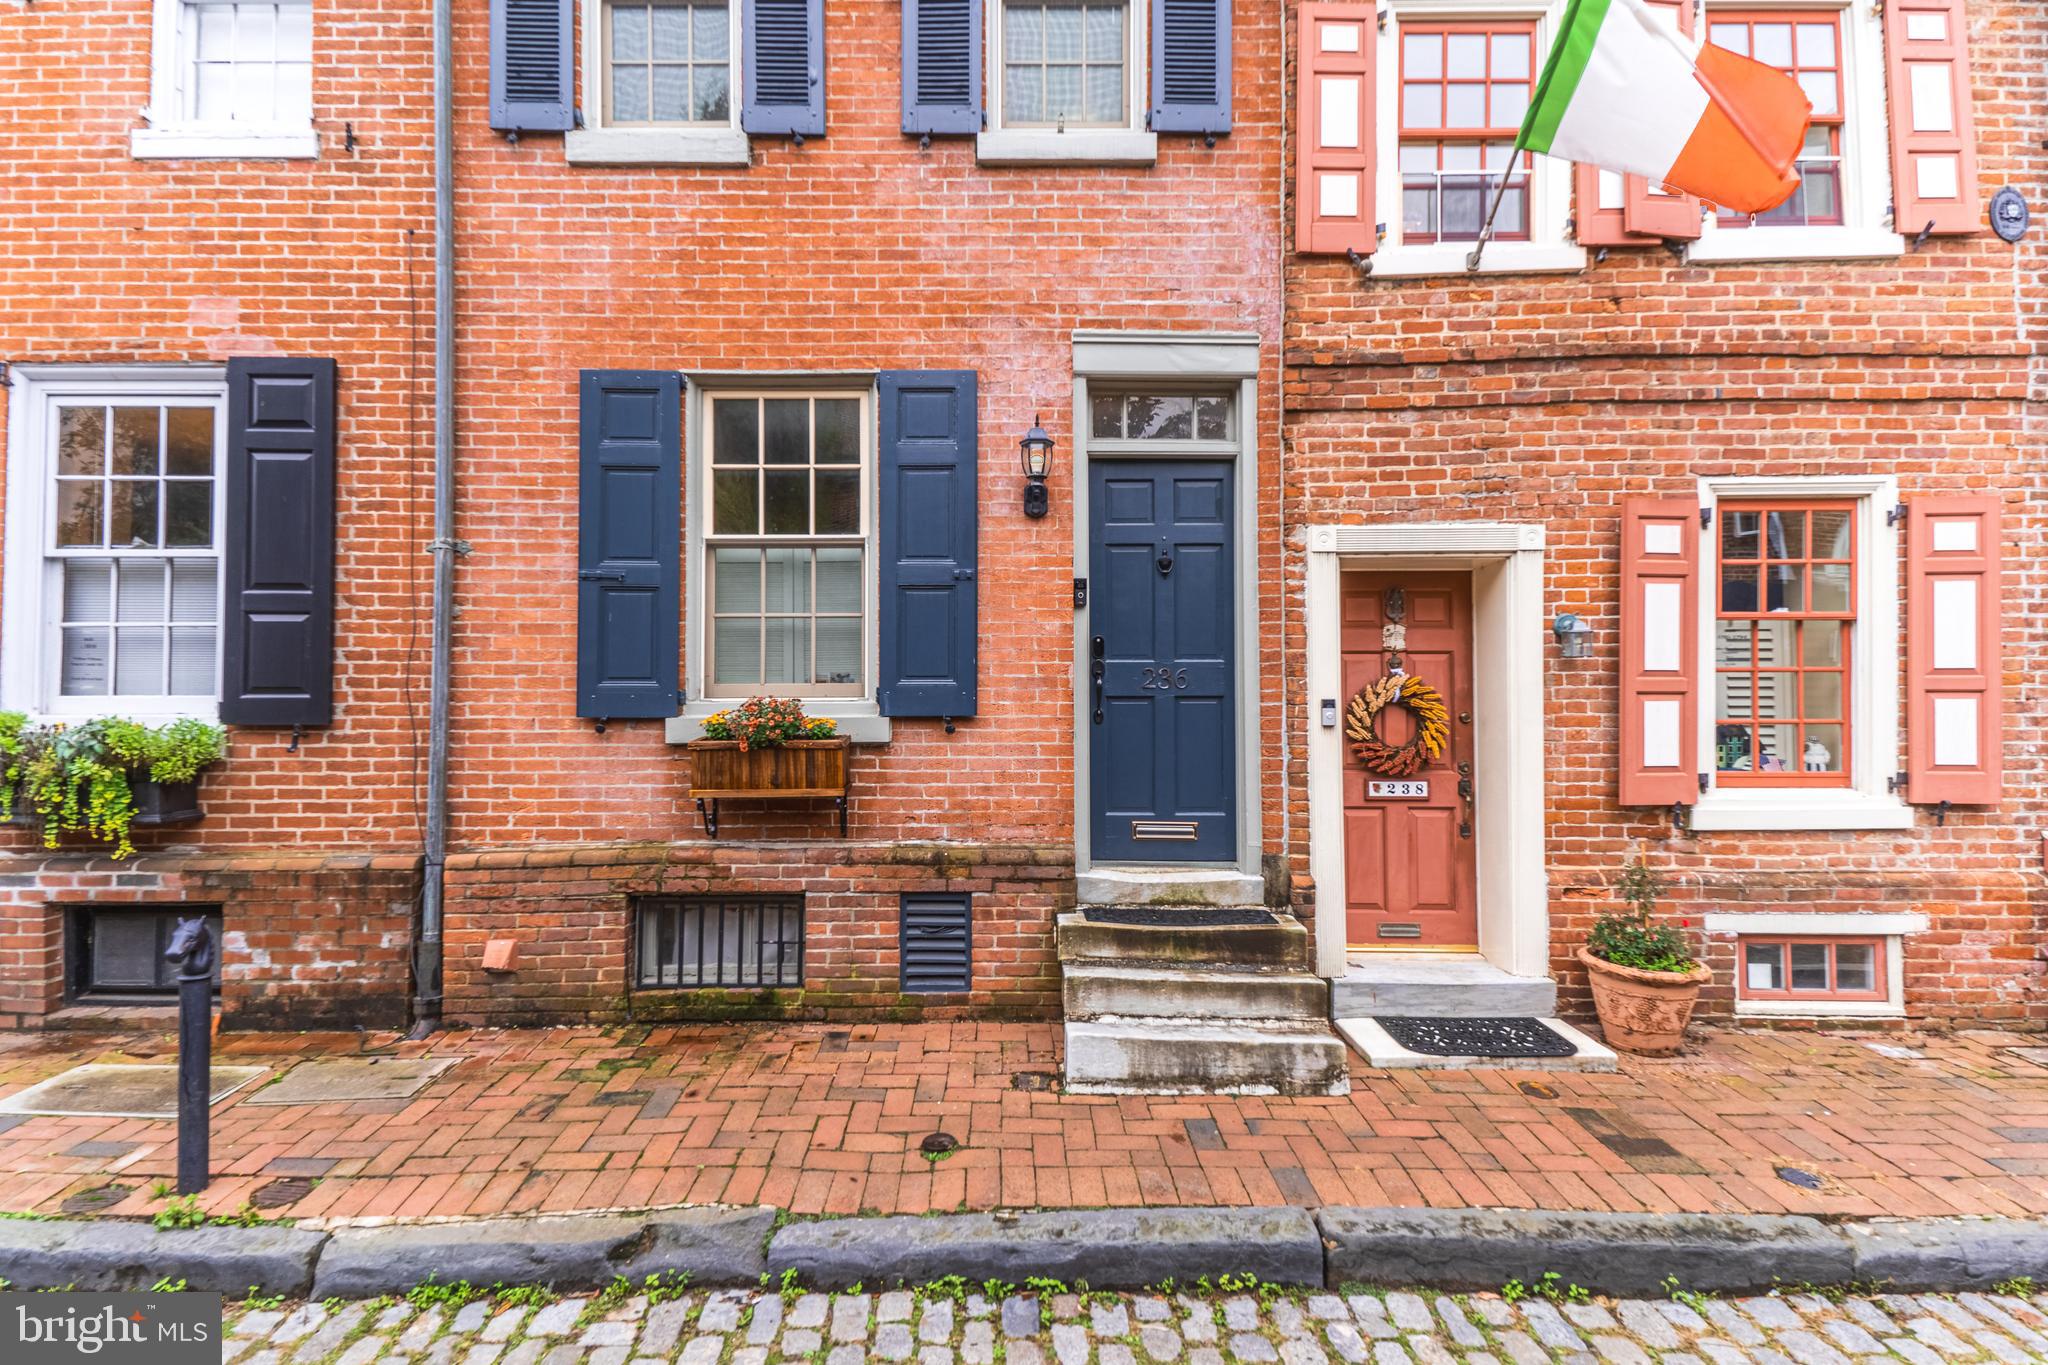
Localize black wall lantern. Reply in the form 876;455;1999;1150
1019;415;1054;519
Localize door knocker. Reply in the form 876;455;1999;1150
1156;550;1174;576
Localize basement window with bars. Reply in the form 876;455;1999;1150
633;895;805;989
68;907;223;1001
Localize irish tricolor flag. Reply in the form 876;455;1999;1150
1521;0;1813;214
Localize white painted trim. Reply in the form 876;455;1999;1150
1703;911;1928;936
1071;331;1262;380
577;0;743;142
1367;243;1588;278
666;706;890;744
1693;474;1907;831
1305;523;1548;980
131;128;319;159
139;0;317;160
984;0;1148;140
975;130;1159;165
1737;997;1903;1019
1687;226;1904;264
3;366;228;723
565;127;752;166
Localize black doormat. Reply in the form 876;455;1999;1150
1082;907;1275;927
1377;1016;1579;1059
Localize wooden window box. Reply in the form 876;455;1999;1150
686;738;850;837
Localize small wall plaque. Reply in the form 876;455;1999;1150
1991;187;2029;243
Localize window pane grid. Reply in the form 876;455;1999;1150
1087;391;1236;443
604;0;732;126
180;1;313;128
1707;13;1844;227
1714;500;1855;786
1398;24;1534;244
1739;938;1884;1001
1003;0;1128;128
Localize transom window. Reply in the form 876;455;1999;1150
705;393;868;697
175;1;313;128
1398;23;1534;244
603;0;733;126
1739;937;1883;1001
1001;0;1130;128
50;403;222;702
1089;391;1236;444
1707;13;1844;227
1713;501;1855;785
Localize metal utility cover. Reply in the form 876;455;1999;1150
0;1063;267;1119
241;1057;457;1105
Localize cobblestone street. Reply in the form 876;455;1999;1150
218;1282;2048;1365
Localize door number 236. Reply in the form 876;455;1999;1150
1140;667;1189;690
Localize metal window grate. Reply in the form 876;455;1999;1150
899;893;971;994
633;895;804;989
69;907;222;999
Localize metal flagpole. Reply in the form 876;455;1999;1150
1464;145;1525;272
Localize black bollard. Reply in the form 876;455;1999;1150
165;916;215;1195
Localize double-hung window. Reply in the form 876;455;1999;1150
980;0;1154;163
136;0;316;158
1706;13;1845;228
569;0;748;163
1397;23;1534;244
703;393;869;699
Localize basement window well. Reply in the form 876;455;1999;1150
633;894;804;989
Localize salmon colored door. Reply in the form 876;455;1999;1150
1341;572;1478;949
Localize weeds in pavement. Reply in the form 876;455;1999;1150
149;1278;187;1293
407;1277;487;1311
1661;1277;1714;1313
1501;1272;1588;1305
1996;1277;2036;1297
241;1288;286;1311
152;1196;205;1231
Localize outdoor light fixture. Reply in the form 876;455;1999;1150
1553;613;1593;659
1019;415;1055;519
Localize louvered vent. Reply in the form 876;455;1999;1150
900;894;972;995
752;0;815;106
1159;0;1220;104
916;0;973;105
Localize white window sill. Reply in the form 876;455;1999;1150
1366;242;1587;278
1686;225;1904;265
24;702;222;726
564;126;751;167
975;129;1157;166
131;127;318;160
665;704;891;745
1734;998;1904;1020
1690;790;1914;832
1703;911;1929;937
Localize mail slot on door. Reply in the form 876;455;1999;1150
1367;780;1430;799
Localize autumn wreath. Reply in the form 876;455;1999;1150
1344;673;1451;777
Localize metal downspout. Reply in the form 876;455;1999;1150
413;0;456;1034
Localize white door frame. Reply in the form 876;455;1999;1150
1303;523;1550;979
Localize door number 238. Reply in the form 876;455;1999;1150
1140;667;1189;690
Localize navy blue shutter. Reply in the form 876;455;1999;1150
577;371;681;720
902;0;982;135
1149;0;1231;135
877;371;977;718
221;358;336;727
742;0;825;137
489;0;575;132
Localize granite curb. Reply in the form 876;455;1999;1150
1;1205;2043;1298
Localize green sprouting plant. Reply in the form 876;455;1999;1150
152;1196;205;1231
778;1268;804;1304
1586;853;1697;973
406;1277;484;1310
241;1287;286;1311
1995;1276;2036;1298
1662;1276;1713;1312
981;1279;1015;1302
921;1276;968;1303
1500;1279;1528;1305
0;713;225;859
148;1277;188;1293
148;1181;174;1200
494;1284;556;1309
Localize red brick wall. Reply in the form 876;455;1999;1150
1282;0;2048;1024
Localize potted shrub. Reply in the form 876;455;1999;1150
688;698;847;835
1578;855;1712;1056
0;713;226;859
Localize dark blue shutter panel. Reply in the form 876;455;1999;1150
577;371;681;720
877;371;977;718
221;357;336;727
489;0;575;132
902;0;982;135
742;0;825;137
1149;0;1231;135
900;893;972;993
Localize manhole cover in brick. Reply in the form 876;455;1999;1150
1012;1071;1058;1092
242;1057;457;1106
59;1184;133;1215
251;1177;317;1209
0;1064;267;1119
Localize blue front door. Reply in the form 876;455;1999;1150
1089;460;1236;862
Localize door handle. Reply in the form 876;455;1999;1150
1090;636;1106;725
578;570;626;582
1457;761;1474;839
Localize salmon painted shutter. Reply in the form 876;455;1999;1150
1905;497;2001;805
1885;0;1980;236
1575;0;1699;245
1295;4;1375;256
1618;498;1701;806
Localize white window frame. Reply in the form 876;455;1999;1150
978;0;1158;165
2;366;230;723
567;0;751;166
1687;0;1902;263
667;377;890;744
1690;474;1909;831
1704;910;1923;1018
133;0;319;160
1369;0;1585;277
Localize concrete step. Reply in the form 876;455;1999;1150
1334;1017;1617;1073
1062;963;1328;1022
1056;911;1312;970
1063;1018;1351;1097
1330;953;1556;1018
1075;865;1266;909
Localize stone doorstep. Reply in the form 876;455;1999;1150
1330;952;1558;1018
1055;912;1312;970
1061;962;1329;1022
1333;1016;1619;1073
1072;865;1266;909
1062;1017;1352;1097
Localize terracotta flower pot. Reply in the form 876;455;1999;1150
1578;947;1713;1056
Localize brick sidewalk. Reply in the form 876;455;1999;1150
0;1021;2045;1224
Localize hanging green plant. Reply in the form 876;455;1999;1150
0;713;226;859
